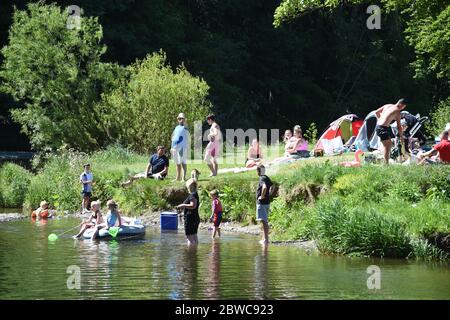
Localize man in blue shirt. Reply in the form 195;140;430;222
121;146;169;187
171;113;189;181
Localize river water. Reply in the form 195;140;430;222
0;217;449;299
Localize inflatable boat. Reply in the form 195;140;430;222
83;224;146;239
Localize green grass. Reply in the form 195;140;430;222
1;145;449;260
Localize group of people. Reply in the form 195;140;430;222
35;159;273;245
121;113;222;187
283;125;310;158
175;164;272;245
375;98;450;165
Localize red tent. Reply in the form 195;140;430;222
314;114;363;153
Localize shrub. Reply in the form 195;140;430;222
427;97;450;137
0;163;32;207
314;198;412;257
97;51;211;154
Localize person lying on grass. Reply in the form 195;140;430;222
418;130;450;165
73;200;103;239
121;146;169;187
90;200;123;240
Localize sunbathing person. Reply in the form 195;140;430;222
73;200;103;239
283;129;293;143
246;138;263;168
285;125;310;158
418;131;450;165
121;146;169;187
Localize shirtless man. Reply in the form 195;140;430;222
375;99;407;164
205;114;222;176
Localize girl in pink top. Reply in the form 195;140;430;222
286;125;309;155
209;190;223;238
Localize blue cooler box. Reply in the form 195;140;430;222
160;212;178;230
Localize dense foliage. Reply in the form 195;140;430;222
0;1;446;152
97;52;210;153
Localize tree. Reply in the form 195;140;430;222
274;0;450;83
0;2;122;151
97;51;211;154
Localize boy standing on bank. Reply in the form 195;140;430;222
80;163;94;213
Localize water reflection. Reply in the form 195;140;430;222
73;239;120;295
254;243;269;299
1;219;450;299
204;240;221;299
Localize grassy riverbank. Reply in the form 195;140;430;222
1;146;449;260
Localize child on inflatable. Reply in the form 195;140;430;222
90;200;123;240
31;201;51;219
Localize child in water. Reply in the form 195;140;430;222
31;200;51;219
209;190;223;238
90;200;122;240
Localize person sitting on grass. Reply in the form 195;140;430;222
90;200;123;240
418;130;450;165
31;200;51;219
283;129;293;143
285;125;310;158
209;190;223;239
245;138;263;168
73;200;103;239
121;146;169;187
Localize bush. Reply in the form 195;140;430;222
314;198;412;257
0;163;32;207
97;51;211;154
427;97;450;137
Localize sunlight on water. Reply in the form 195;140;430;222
0;218;449;299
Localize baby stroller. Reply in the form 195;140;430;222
390;113;429;161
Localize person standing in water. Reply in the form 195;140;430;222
176;179;200;245
209;190;223;239
256;165;272;245
375;99;407;165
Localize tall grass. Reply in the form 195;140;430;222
0;163;33;207
1;144;449;260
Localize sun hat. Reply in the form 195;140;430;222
177;113;186;119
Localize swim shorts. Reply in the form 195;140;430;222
375;125;395;141
213;211;223;227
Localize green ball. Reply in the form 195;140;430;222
48;234;58;241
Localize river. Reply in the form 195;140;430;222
0;217;449;299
